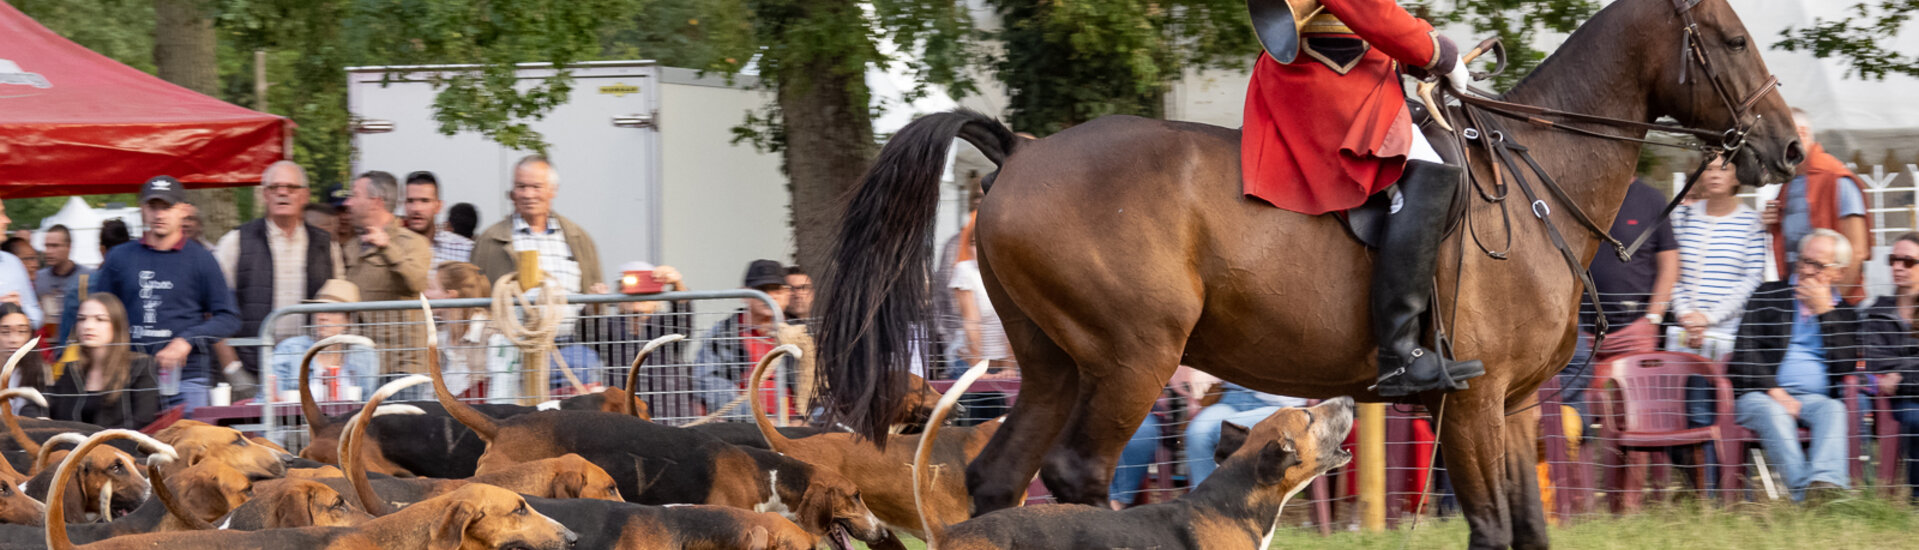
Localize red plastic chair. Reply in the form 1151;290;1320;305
139;404;189;435
1873;391;1906;498
1589;351;1738;511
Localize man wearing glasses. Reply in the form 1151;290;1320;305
1729;229;1862;502
214;160;346;379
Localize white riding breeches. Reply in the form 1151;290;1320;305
1407;121;1441;163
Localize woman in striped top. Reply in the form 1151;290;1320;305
1671;155;1766;356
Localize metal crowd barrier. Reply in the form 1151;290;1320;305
242;290;783;449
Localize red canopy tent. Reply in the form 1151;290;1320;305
0;1;290;198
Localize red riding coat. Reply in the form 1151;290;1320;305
1241;0;1451;215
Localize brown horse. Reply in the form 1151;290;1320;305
814;0;1800;548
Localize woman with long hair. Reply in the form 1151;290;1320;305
1867;231;1919;494
43;294;158;430
0;302;47;414
436;262;517;400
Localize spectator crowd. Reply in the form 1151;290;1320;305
0;106;1916;509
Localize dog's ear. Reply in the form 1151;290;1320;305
181;475;233;521
550;471;587;499
1214;422;1251;464
1253;439;1301;487
744;525;771;550
794;482;838;535
428;500;482;550
270;489;313;528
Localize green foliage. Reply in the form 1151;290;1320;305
1776;0;1919;80
988;0;1259;136
2;195;139;232
12;0;156;74
1429;0;1599;92
352;0;640;154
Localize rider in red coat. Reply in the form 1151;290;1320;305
1242;0;1481;396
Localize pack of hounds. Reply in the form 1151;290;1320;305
0;297;1353;549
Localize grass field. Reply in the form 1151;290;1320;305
877;495;1919;550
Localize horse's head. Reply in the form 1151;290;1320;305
1641;0;1802;185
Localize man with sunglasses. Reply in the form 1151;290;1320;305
1729;229;1862;502
214;160;346;379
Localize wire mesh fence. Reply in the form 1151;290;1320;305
238;290;790;450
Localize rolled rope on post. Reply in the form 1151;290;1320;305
488;271;591;399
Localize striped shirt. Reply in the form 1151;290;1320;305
1670;202;1766;335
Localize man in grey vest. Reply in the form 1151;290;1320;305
214;160;345;379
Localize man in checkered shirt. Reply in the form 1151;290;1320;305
470;156;608;335
403;171;475;275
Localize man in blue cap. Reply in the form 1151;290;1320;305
87;176;240;411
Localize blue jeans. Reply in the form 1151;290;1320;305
1185;404;1285;486
168;375;212;412
382;373;432;403
1892;399;1919;492
1734;391;1849;500
1108;413;1163;505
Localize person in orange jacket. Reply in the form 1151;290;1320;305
1241;0;1478;396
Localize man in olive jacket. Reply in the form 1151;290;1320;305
343;170;431;384
470;156;604;294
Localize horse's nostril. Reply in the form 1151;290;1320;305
1785;140;1806;165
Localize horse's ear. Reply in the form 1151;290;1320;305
1214;422;1251;464
1254;439;1300;487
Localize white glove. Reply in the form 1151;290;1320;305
1447;58;1473;95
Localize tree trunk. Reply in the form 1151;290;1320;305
153;0;240;238
778;58;875;275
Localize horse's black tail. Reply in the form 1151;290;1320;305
814;109;1018;445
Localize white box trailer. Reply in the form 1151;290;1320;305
346;60;790;299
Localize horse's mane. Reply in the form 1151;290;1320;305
1501;0;1648;104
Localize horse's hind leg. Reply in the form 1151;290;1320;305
967;317;1080;514
1431;387;1517;550
1035;333;1183;507
1504;398;1550;550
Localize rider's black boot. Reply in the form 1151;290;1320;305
1371;160;1485;397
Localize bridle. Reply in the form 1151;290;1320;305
1417;0;1785;414
1444;0;1783;263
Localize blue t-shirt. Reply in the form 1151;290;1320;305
1781;175;1864;265
1776;305;1828;395
1775;275;1837;395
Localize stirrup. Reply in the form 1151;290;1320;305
1370;350;1482;397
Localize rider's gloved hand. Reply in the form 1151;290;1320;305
1408;35;1468;94
1448;53;1474;95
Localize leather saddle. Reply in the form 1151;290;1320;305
1338;99;1471;250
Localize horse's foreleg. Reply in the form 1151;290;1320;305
1432;388;1515;550
1503;399;1550;550
967;321;1080;515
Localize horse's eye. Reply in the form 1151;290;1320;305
1727;35;1748;51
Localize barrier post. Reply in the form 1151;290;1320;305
1358;401;1386;532
518;250;548;405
